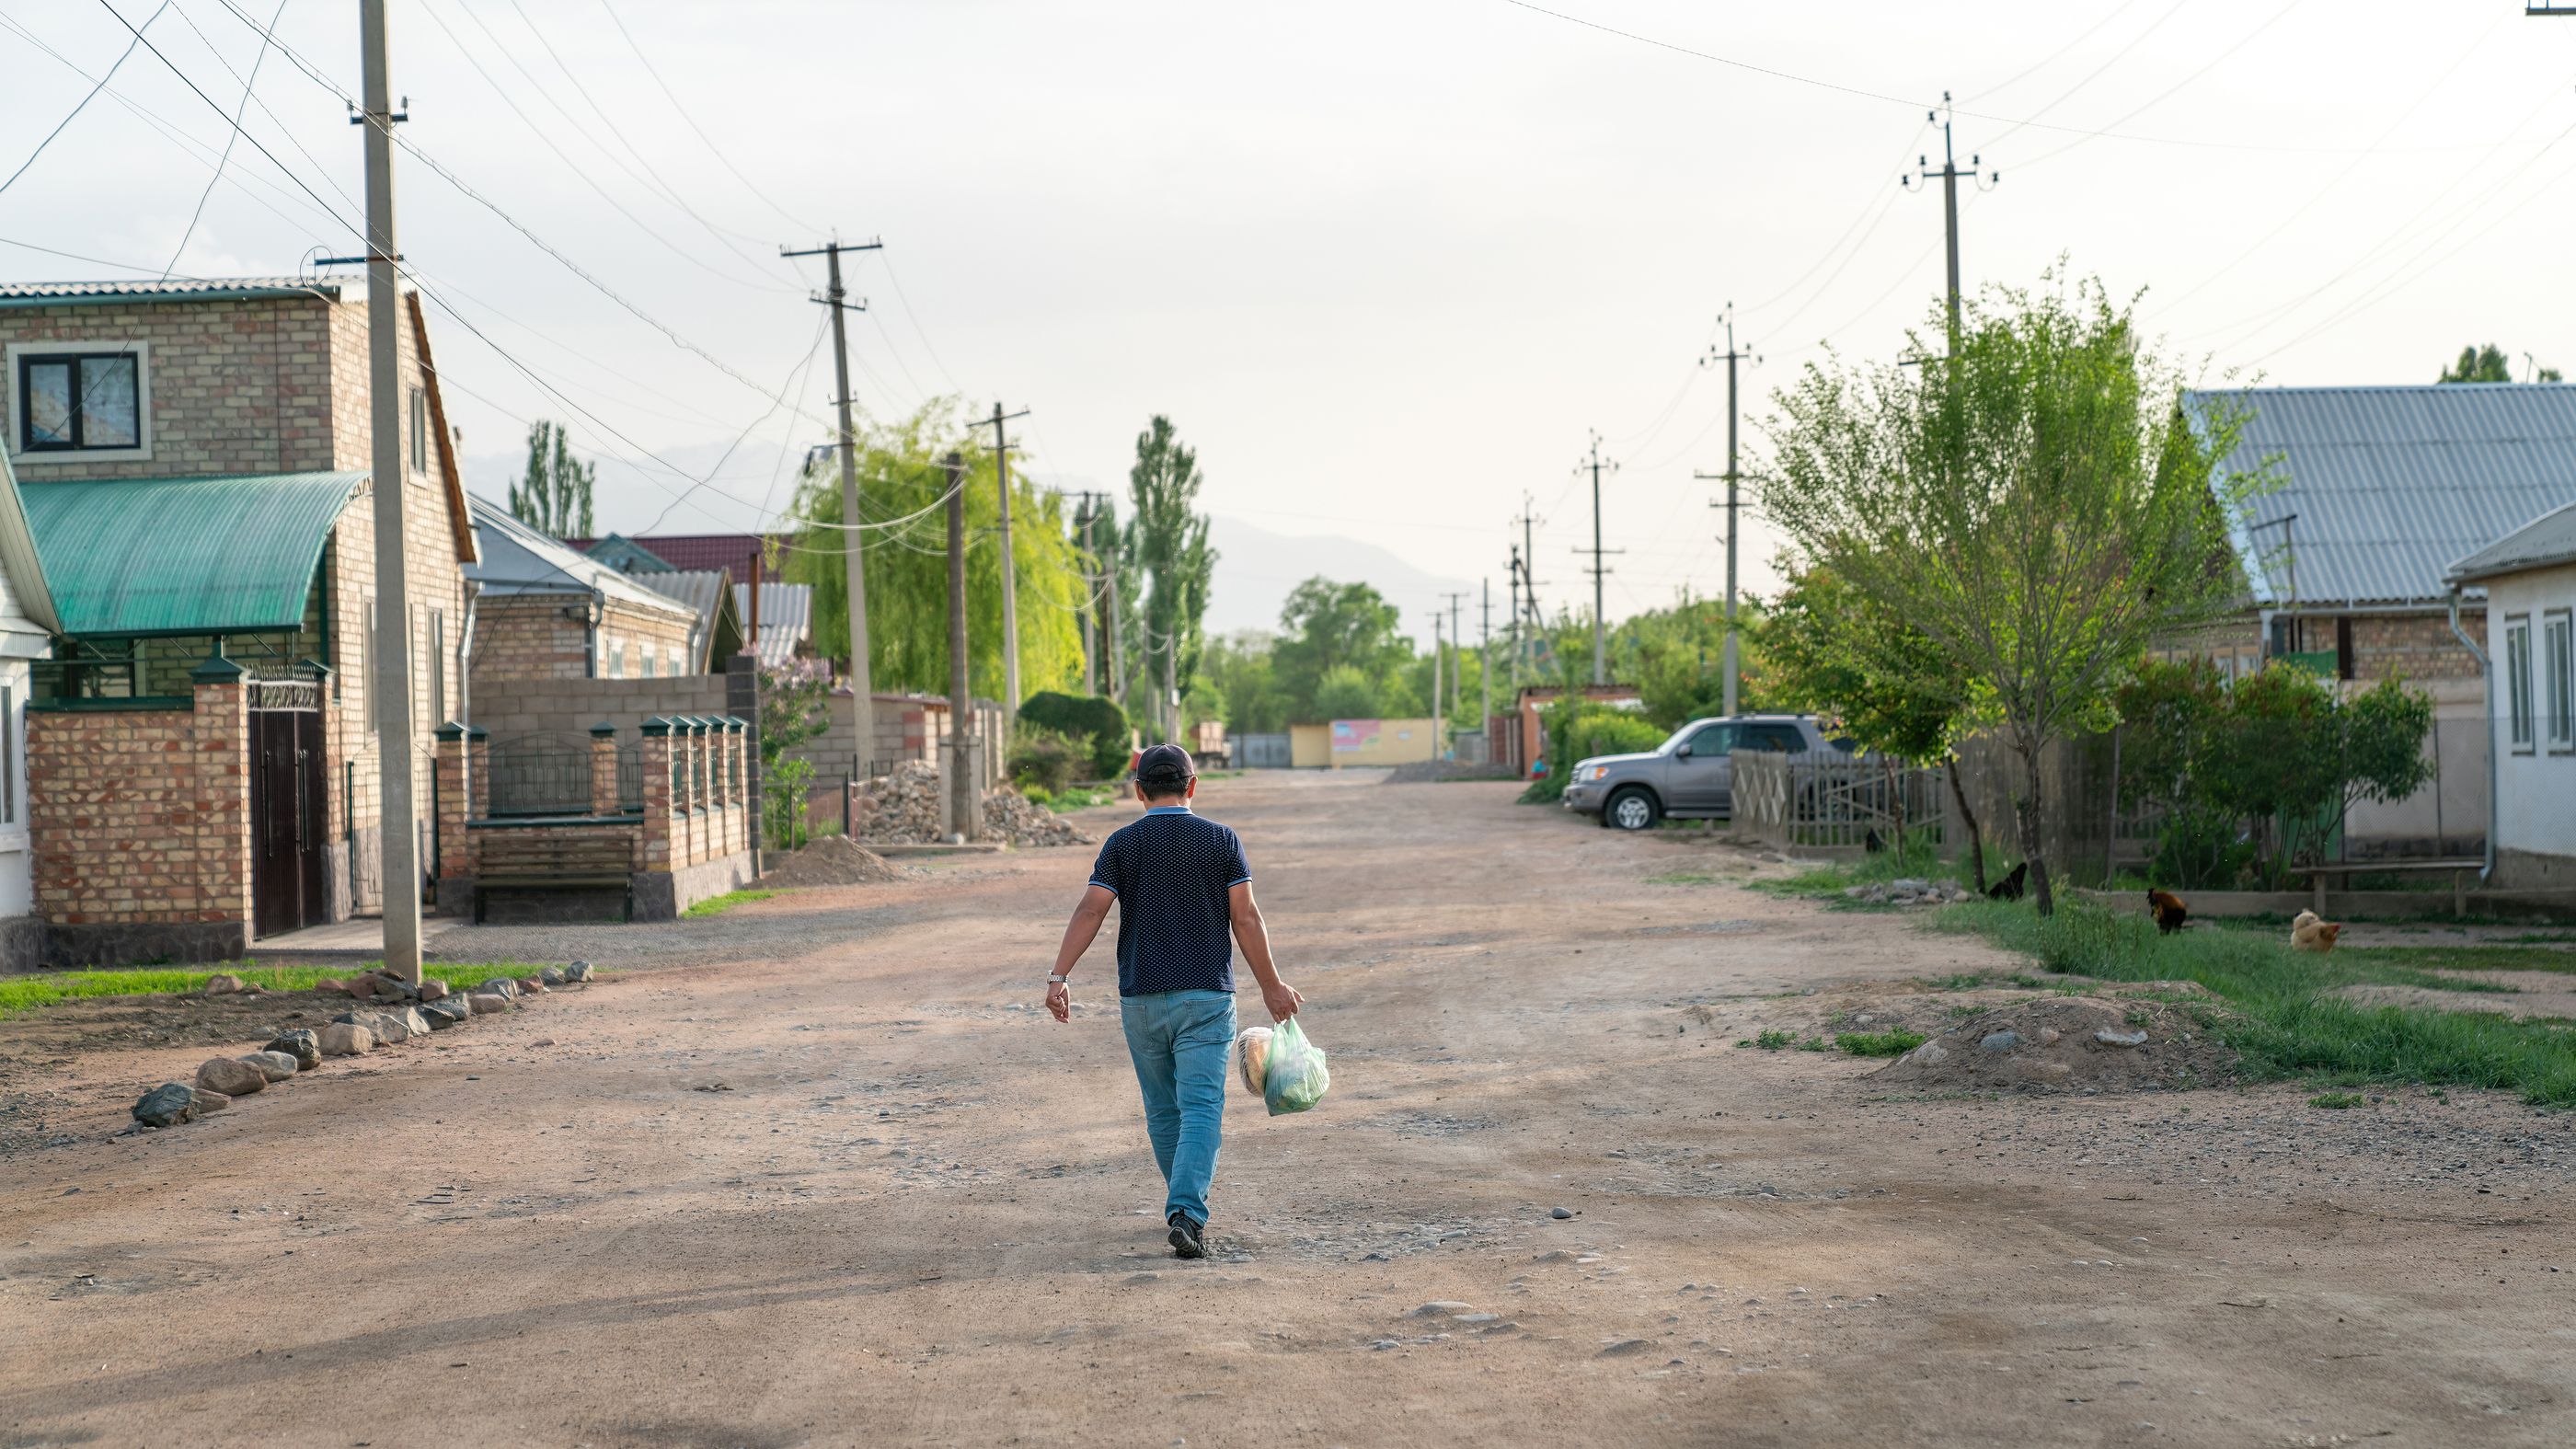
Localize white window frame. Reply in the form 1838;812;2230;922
0;679;20;841
408;385;430;479
7;339;153;463
2546;607;2574;754
2504;614;2535;754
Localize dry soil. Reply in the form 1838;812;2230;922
1;769;2570;1447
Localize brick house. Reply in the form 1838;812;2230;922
0;276;477;962
576;532;813;665
466;500;710;684
2179;384;2576;854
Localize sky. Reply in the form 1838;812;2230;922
4;1;2573;647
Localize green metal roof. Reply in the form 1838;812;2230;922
20;471;365;638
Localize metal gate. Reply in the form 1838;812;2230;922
250;707;325;937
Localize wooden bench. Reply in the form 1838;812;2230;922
472;826;637;924
2295;857;2486;917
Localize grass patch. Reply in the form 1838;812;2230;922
0;963;508;1021
1929;900;2576;1106
1918;972;1986;991
1794;1034;1833;1052
2309;1091;2368;1110
1740;1028;1797;1051
1835;1029;1926;1057
1033;784;1117;813
2339;945;2576;977
682;890;778;919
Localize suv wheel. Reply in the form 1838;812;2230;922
1605;787;1661;832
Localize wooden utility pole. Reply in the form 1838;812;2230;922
782;236;882;767
359;0;420;981
978;403;1030;738
1441;590;1468;724
943;451;979;841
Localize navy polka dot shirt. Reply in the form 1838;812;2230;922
1087;806;1252;996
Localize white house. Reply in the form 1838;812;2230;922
0;450;60;968
2449;500;2576;891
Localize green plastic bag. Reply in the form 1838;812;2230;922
1262;1016;1330;1116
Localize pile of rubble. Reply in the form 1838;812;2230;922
1843;877;1975;906
850;761;1092;847
765;835;909;887
129;963;593;1130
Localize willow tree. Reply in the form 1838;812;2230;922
1756;275;2260;914
784;401;1086;704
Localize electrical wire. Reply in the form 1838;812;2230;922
593;0;822;238
2010;0;2312;174
1959;0;2146;105
0;0;170;199
159;0;285;279
1980;0;2193;150
638;310;831;535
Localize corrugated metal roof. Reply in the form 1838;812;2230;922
573;533;773;577
0;277;344;308
2449;500;2576;583
736;581;811;666
642;568;729;622
466;498;696;618
2185;384;2576;607
20;472;363;637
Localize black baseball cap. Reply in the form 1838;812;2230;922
1134;742;1196;790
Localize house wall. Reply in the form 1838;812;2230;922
467;673;734;746
593;598;696;680
2489;561;2576;889
471;594;592;684
27;681;252;964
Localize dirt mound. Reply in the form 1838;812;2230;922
1869;995;2237;1095
763;836;907;888
850;761;1094;847
1386;760;1516;784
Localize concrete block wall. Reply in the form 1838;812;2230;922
469;674;731;745
27;681;253;962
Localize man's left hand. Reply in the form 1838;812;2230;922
1045;979;1071;1023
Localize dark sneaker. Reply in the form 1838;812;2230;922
1167;1212;1206;1259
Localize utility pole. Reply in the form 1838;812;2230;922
1430;611;1444;759
1698;306;1755;718
977;402;1030;740
1478;577;1492;753
1905;92;1998;338
782;236;883;769
1441;590;1468;723
1071;489;1111;696
358;0;420;982
1505;543;1523;693
1576;434;1621;685
942;451;979;842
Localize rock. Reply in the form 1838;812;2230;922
195;1057;268;1097
420;999;469;1029
1903;1040;1950;1066
1979;1030;2022;1053
265;1029;321;1069
1596;1339;1655;1357
338;978;375;998
516;977;546;995
2096;1028;2150;1048
370;977;413;1002
318;1022;374;1056
1409;1301;1473;1317
466;993;512;1016
477;978;520;1001
201;972;247;996
189;1087;231;1113
380;1007;430;1042
1455;1312;1501;1324
1550;1206;1575;1220
565;960;593;983
311;977;343;996
241;1051;300;1082
417;979;449;1003
538;965;566;986
132;1082;199;1128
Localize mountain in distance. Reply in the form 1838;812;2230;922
1202;513;1475;639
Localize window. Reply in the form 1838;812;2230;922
362;598;377;731
2505;615;2534;753
13;345;145;455
408;386;429;477
641;640;659;679
2336;616;2356;681
1745;723;1808;753
2547;609;2574;753
2;684;16;827
427;607;446;727
607;636;627;679
1681;723;1735;758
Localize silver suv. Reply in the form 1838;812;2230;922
1560;714;1849;831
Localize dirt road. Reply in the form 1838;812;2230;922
4;770;2570;1446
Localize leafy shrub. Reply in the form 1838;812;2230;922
1742;1028;1797;1050
764;756;816;851
1835;1029;1926;1057
1018;691;1129;779
1008;727;1087;797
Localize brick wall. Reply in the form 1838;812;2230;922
471;596;592;684
27;680;251;960
468;673;733;745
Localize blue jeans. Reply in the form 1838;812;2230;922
1120;989;1236;1226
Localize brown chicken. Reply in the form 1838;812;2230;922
2291;910;2343;953
2146;889;2189;936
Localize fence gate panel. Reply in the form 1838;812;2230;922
250;709;325;937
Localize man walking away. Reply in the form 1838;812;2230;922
1046;743;1302;1259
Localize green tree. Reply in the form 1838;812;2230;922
1312;664;1383;720
2438;343;2559;385
511;420;594;538
1271;578;1410;719
1757;273;2263;915
784;401;1086;703
1125;417;1215;740
1200;631;1292;733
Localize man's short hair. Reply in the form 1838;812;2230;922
1134;742;1195;798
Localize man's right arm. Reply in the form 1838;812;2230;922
1228;881;1301;1022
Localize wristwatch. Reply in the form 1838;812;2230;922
1047;973;1070;986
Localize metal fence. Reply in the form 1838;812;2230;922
483;733;641;817
1731;751;1955;852
1236;732;1292;769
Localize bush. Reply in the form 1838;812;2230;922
1008;727;1087;797
764;756;815;851
1018;692;1129;779
1562;707;1666;762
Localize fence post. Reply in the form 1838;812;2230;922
589;722;619;816
433;723;472;893
639;718;674;875
727;654;763;872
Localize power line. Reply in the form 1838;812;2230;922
159;0;286;280
593;0;822;238
1959;0;2147;104
1979;0;2191;150
0;0;170;199
2011;0;2314;174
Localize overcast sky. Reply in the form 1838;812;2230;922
5;1;2572;638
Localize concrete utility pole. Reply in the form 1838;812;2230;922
1505;544;1523;693
782;236;883;768
359;0;420;982
1478;577;1492;746
978;403;1030;739
1576;435;1621;686
1442;590;1467;724
1905;92;1998;337
942;451;979;842
1698;306;1755;718
1430;612;1444;759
